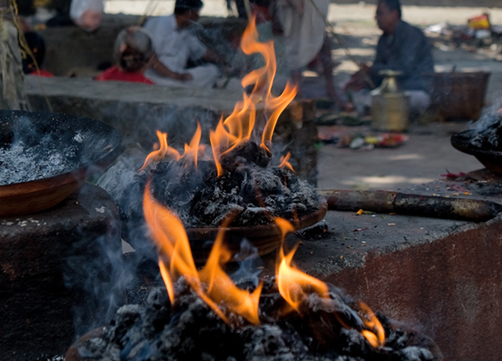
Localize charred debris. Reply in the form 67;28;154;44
77;278;439;361
99;140;321;229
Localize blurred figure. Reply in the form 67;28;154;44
143;0;225;88
274;0;339;104
22;31;53;77
345;0;434;111
95;26;155;84
70;0;103;32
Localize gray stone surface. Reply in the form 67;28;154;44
25;76;241;148
259;173;502;361
0;183;121;361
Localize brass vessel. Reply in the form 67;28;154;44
371;70;410;132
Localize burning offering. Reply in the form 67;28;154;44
67;190;440;361
99;18;325;254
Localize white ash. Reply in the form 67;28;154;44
0;128;106;186
0;132;84;185
76;280;438;361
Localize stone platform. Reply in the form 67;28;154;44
0;184;121;361
258;169;502;361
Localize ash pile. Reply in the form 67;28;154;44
0;111;119;186
0;115;87;185
462;105;502;150
98;140;321;230
78;280;440;361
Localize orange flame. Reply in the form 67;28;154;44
274;218;385;347
138;17;297;177
275;218;329;313
279;152;294;172
143;182;261;325
139;131;172;171
208;17;297;176
199;222;262;324
359;302;386;348
140;123;206;171
183;122;203;168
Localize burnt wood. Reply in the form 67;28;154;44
320;189;502;222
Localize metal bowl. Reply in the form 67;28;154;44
451;130;502;174
0;111;120;217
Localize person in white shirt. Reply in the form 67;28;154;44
143;0;225;88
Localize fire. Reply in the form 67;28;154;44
141;17;297;176
278;152;294;172
139;123;205;171
275;218;328;313
144;184;385;346
199;221;262;324
359;302;386;348
210;17;297;175
274;218;385;347
143;182;261;325
139;15;384;349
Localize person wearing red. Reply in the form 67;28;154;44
95;26;154;85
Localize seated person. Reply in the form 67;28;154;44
95;26;154;84
143;0;224;88
345;0;434;111
22;32;54;77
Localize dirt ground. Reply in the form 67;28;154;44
104;2;501;190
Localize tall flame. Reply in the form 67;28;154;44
140;15;384;349
141;17;297;176
199;221;262;324
143;182;261;325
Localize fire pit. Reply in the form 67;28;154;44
65;196;441;361
67;18;441;361
0;110;120;217
98;18;326;259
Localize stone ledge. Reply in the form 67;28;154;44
257;173;502;361
25;76;241;149
0;183;121;361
